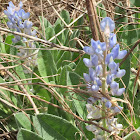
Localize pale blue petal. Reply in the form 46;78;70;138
100;42;106;51
108;61;116;70
91;54;98;66
117;50;127;59
22;12;30;19
83;73;91;82
116;88;125;96
106;74;113;85
31;30;37;36
96;65;102;76
9;1;15;8
100;17;115;32
111;44;119;59
7;21;13;28
83;58;93;67
113;106;123;113
95;78;102;86
83;46;94;55
18;1;23;8
89;68;96;81
116;69;126;78
4;10;10;16
109;33;117;48
110;81;119;89
105;101;112;108
92;85;99;92
91;39;98;50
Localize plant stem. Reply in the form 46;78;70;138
102;37;108;139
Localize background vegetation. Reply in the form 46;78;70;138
0;0;139;139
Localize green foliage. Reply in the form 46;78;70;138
15;113;80;140
124;127;140;140
17;128;44;140
0;3;139;140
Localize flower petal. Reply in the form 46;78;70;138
83;58;93;67
117;50;127;59
83;46;94;55
83;73;91;82
116;69;126;78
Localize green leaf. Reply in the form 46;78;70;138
17;128;44;140
15;63;30;86
119;56;131;89
39;16;52;28
14;112;32;131
37;50;57;82
69;30;80;48
67;72;87;118
74;16;84;26
75;54;89;77
97;3;107;18
115;2;128;24
45;27;56;43
124;127;140;140
37;51;48;82
54;23;65;45
0;36;6;53
60;10;70;24
56;51;72;69
5;35;14;53
58;66;67;96
33;114;80;140
120;24;138;49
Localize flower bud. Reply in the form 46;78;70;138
83;58;93;67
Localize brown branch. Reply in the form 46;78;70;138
0;27;84;54
85;0;99;40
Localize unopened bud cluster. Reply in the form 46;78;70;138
83;17;127;139
4;1;37;69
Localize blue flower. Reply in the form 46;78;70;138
116;69;126;78
106;74;113;85
83;73;91;82
100;17;115;35
89;68;96;81
92;85;99;92
4;1;34;43
111;44;120;59
105;101;112;108
110;81;119;90
117;50;127;59
91;55;98;66
109;33;117;48
83;46;94;55
83;58;93;67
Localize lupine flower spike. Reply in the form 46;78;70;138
83;17;127;139
4;1;38;72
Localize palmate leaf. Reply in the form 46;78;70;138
5;35;14;54
60;10;70;24
33;114;80;140
56;51;72;69
67;71;87;119
14;113;32;131
37;50;57;82
39;16;52;29
17;128;44;140
15;112;80;140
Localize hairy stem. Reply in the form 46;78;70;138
102;37;108;139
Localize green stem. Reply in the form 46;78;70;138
102;37;108;139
